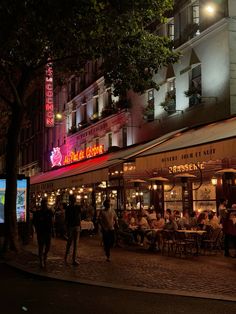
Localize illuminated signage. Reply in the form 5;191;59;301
50;144;105;167
0;178;28;223
45;63;54;127
50;147;62;167
168;162;205;174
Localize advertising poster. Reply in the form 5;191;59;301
0;178;28;223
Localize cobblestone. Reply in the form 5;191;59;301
7;235;236;300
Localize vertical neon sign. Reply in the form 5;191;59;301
45;62;54;127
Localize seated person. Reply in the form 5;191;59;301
117;217;135;245
147;208;157;221
189;211;198;229
163;215;178;231
177;212;190;230
196;211;208;230
147;213;165;251
133;213;149;246
206;212;221;230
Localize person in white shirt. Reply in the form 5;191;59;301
99;199;118;262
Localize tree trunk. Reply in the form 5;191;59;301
3;104;23;252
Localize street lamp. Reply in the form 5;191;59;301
204;3;216;16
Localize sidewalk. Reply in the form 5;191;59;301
5;235;236;301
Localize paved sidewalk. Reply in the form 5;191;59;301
5;235;236;301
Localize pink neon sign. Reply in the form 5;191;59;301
50;147;62;167
45;63;54;127
50;144;105;167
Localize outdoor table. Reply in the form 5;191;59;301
177;229;206;255
81;220;94;231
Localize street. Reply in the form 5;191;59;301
0;262;236;314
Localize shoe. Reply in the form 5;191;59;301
106;257;110;262
224;253;230;257
72;261;79;266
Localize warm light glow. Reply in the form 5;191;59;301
205;3;216;15
55;113;62;120
211;177;217;186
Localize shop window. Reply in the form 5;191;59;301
192;182;216;212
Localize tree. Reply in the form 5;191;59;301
0;0;178;252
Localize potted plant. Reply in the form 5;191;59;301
184;86;201;107
160;90;176;113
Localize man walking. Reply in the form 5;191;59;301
99;198;118;262
33;199;53;269
64;195;81;266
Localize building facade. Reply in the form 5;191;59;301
22;0;236;214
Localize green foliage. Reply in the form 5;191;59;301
160;90;176;112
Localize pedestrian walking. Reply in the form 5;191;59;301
99;198;119;262
33;199;53;268
64;195;81;266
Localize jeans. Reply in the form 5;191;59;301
65;226;81;262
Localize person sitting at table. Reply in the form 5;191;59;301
116;216;135;245
147;208;157;221
147;213;165;251
206;212;221;230
133;213;149;246
189;211;198;229
163;214;178;231
177;211;190;230
128;214;137;230
196;211;208;230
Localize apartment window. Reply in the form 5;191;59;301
108;133;112;148
72;110;76;127
144;89;154;122
148;89;154;101
122;127;127;148
82;104;87;122
192;4;199;25
167;19;174;41
163;78;176;114
93;97;99;114
70;77;76;99
188;64;202;107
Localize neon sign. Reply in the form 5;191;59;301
50;144;105;167
45;62;54;127
50;147;62;167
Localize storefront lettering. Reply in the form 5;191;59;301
45;62;54;127
162;148;216;163
63;144;104;165
168;162;205;174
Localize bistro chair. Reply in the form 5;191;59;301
202;228;223;255
161;230;175;256
174;231;195;257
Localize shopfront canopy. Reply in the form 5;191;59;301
135;117;236;172
30;128;188;193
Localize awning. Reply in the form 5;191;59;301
30;154;116;192
30;128;187;192
136;117;236;172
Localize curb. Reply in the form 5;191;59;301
6;260;236;303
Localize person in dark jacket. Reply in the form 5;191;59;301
33;199;53;268
222;209;236;257
64;195;81;265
